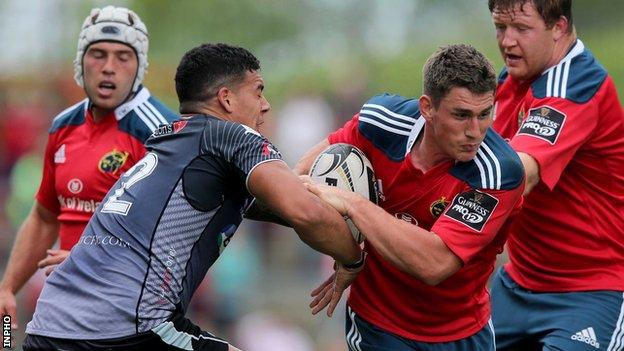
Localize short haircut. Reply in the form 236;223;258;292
422;44;497;108
488;0;573;32
175;43;261;104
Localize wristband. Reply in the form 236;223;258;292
342;251;367;271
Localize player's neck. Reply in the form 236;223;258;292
545;33;578;73
179;101;225;120
91;106;115;122
410;131;451;172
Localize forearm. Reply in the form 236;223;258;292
243;199;291;227
0;206;59;293
346;196;460;284
291;197;361;265
518;152;539;195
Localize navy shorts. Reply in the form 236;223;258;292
491;266;624;351
23;312;229;351
345;305;495;351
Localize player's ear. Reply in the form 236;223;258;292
552;15;568;41
216;87;235;113
419;95;434;122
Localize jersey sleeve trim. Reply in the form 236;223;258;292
49;99;88;133
245;158;288;194
451;129;524;190
357;94;421;162
532;40;607;104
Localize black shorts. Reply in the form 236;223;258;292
23;313;229;351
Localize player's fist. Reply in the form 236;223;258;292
0;288;18;329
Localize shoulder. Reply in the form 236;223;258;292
531;40;608;104
49;99;88;133
203;117;269;147
497;67;509;85
357;93;422;161
116;86;179;142
451;129;524;190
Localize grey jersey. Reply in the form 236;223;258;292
27;115;283;339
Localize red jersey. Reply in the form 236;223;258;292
492;40;624;292
328;94;524;342
36;87;178;249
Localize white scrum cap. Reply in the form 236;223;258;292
74;6;149;92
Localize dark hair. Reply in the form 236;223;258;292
175;43;260;105
422;44;496;108
488;0;573;32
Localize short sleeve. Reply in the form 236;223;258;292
431;185;523;264
511;97;598;190
35;133;61;214
202;121;284;189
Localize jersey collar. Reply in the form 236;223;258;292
114;86;152;121
541;39;585;77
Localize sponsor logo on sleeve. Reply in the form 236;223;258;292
517;106;566;144
153;120;188;137
98;149;129;174
261;141;281;157
444;190;499;232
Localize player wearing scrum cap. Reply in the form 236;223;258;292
0;5;177;331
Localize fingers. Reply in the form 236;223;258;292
0;292;19;329
298;175;312;184
44;265;57;276
310;274;335;296
37;250;69;269
327;288;345;317
311;283;334;315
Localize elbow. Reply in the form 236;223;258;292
420;269;449;286
408;257;459;286
284;200;326;230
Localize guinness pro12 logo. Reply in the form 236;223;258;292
444;190;499;232
518;106;566;145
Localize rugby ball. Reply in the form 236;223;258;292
309;143;378;243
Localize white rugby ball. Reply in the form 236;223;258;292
309;143;378;243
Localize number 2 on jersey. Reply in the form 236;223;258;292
101;152;158;215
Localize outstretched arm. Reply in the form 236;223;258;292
307;183;462;285
0;202;59;329
247;160;362;266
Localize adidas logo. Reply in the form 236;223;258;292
571;327;600;349
54;144;66;164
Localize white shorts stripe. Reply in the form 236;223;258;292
488;318;496;350
347;306;362;351
607;292;624;351
608;293;624;351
